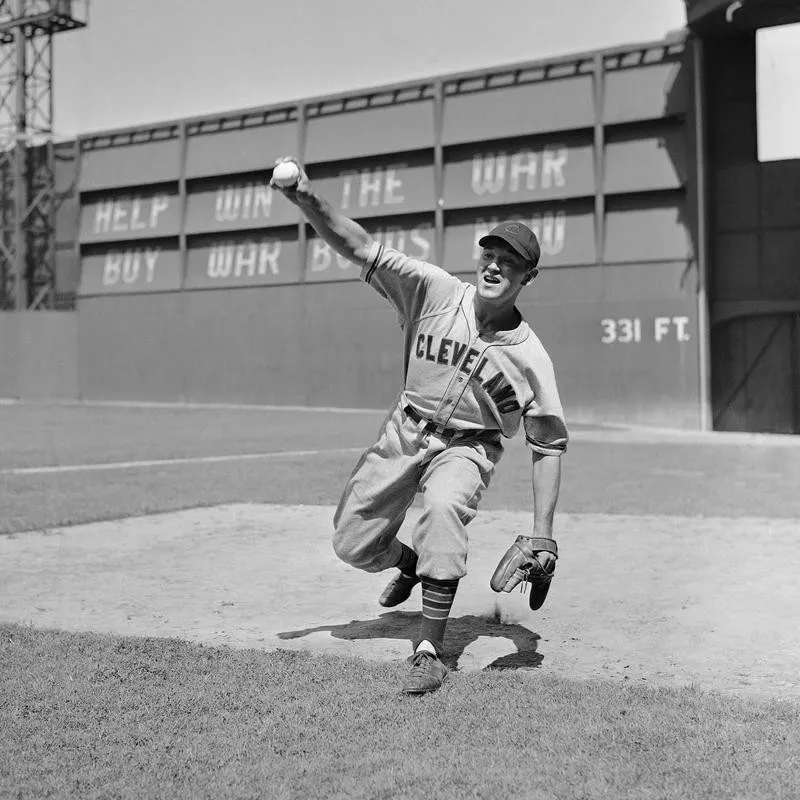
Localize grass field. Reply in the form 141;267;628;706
2;400;799;799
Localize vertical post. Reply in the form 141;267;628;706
72;135;82;303
13;0;27;310
693;37;713;431
592;54;605;267
296;103;308;280
177;121;188;292
793;313;800;434
432;79;445;265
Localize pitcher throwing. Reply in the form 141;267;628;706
270;158;568;695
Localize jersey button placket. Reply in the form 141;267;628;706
434;338;485;425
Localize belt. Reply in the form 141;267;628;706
403;404;497;443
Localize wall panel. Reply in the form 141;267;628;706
603;59;689;123
604;128;688;194
185;230;301;289
185;122;297;179
305;101;434;163
442;76;594;145
80;138;181;191
309;155;435;218
305;217;434;282
80;189;181;242
79;243;182;296
605;200;694;263
444;136;594;207
444;204;596;270
185;179;298;233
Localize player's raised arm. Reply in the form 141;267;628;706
269;157;373;269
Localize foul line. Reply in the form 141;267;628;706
1;447;365;477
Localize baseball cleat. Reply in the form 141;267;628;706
401;650;448;694
378;570;420;607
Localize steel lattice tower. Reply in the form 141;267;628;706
0;0;87;310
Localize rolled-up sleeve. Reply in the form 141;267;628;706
523;354;569;457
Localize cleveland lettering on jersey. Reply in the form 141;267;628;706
414;333;521;414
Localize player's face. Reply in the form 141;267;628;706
476;242;534;304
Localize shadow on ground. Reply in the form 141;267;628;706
277;610;542;670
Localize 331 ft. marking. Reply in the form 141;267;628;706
601;317;690;344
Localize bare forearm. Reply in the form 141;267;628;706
270;159;373;265
531;452;562;537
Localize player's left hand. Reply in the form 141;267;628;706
536;550;556;572
490;534;559;611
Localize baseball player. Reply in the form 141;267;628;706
270;158;568;695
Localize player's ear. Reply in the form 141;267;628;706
522;266;539;285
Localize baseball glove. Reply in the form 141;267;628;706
490;535;558;610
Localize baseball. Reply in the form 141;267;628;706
272;161;301;188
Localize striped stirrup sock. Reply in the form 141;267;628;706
419;577;459;654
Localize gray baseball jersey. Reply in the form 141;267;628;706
362;242;569;456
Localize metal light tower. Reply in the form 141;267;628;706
0;0;87;310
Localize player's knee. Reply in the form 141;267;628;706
332;526;374;569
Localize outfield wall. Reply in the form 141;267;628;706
0;312;78;400
50;36;705;429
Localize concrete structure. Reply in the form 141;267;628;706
1;1;798;433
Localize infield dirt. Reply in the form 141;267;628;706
2;502;798;700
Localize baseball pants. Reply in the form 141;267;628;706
333;398;503;581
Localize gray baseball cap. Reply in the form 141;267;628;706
479;221;541;268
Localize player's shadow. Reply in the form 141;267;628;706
277;610;543;671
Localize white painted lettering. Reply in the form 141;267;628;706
409;227;432;260
471;152;507;195
359;169;383;207
541;147;568;189
102;250;122;285
258;241;281;275
129;198;147;231
340;171;358;211
383;168;405;205
149;194;169;228
207;244;233;278
654;317;671;342
534;211;567;256
674;316;690;341
94;201;114;234
311;239;332;272
600;319;617;343
112;203;129;233
121;251;140;284
215;188;238;222
601;318;642;344
509;150;539;192
234;243;258;277
253;185;272;219
144;248;160;282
